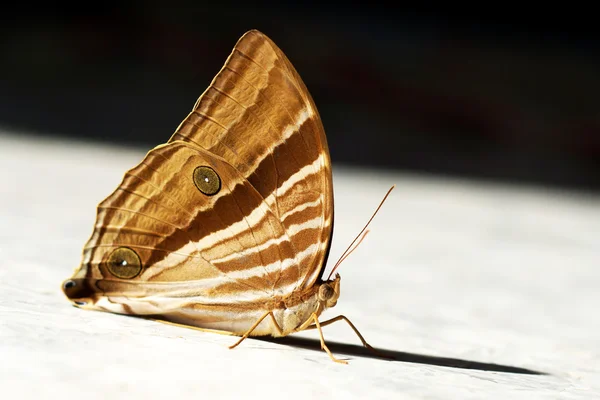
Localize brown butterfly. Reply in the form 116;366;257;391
62;30;392;363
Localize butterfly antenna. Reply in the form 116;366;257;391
327;184;395;280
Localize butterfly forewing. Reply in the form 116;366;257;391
171;30;334;290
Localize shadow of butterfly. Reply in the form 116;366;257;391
62;29;391;364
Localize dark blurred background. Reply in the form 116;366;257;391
1;5;599;191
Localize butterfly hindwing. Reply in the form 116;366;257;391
80;141;304;306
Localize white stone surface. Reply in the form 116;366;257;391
1;130;599;399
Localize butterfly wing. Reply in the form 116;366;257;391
171;30;334;289
69;141;304;320
64;31;334;331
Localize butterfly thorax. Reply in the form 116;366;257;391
266;274;341;337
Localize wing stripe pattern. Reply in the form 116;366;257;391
168;31;333;289
74;31;334;328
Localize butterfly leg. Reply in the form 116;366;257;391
304;315;391;359
228;311;283;349
307;313;348;364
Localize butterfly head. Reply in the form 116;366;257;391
317;274;341;309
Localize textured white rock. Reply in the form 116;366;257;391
1;130;599;399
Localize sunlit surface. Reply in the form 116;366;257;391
1;130;599;399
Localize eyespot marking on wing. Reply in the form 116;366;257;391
193;166;221;196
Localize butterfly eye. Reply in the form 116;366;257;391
106;247;142;279
318;283;335;301
193;166;221;196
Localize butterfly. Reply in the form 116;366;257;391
62;29;392;364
